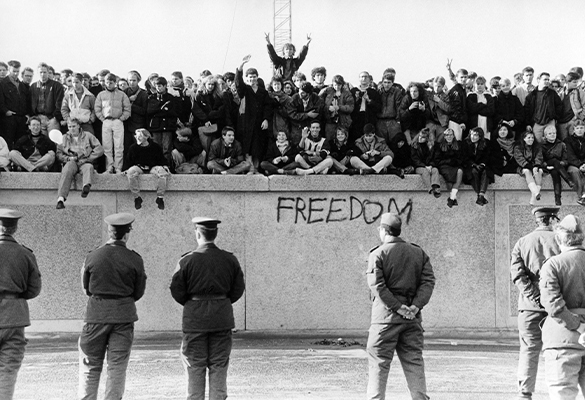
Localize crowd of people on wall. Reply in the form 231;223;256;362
1;35;585;208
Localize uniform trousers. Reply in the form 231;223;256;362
78;322;134;400
181;330;232;400
0;327;26;400
544;348;585;400
517;310;546;395
366;322;429;400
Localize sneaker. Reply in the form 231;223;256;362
447;198;454;208
56;200;65;210
156;197;165;210
81;184;91;198
453;199;458;206
134;196;143;210
535;193;541;201
578;198;585;207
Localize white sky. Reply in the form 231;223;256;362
1;0;583;88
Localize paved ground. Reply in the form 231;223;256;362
12;332;585;400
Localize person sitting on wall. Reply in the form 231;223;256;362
434;128;464;208
172;127;206;174
122;128;170;210
207;126;251;175
9;116;56;172
348;123;393;175
541;124;574;206
0;135;10;172
490;120;519;176
514;130;544;206
294;120;333;175
327;127;355;174
462;127;491;206
55;118;104;210
565;119;585;206
411;128;441;197
260;130;299;175
388;132;413;178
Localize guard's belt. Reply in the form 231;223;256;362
191;295;227;301
92;294;131;300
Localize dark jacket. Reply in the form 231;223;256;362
524;87;562;126
490;137;518;176
564;134;585;168
124;87;148;133
467;93;495;133
267;43;308;82
541;139;568;168
389;133;412;169
208;137;245;166
410;140;435;168
514;143;543;170
170;242;245;332
433;140;465;168
29;79;64;120
447;83;467;124
173;135;204;161
263;140;299;165
398;95;429;132
192;91;225;127
0;77;30;117
146;91;178;133
496;91;523;130
327;138;353;162
13;133;56;159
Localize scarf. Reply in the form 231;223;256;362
497;137;515;157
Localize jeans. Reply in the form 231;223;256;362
126;165;169;197
58;161;94;199
101;119;125;172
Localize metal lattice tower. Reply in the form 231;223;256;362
273;0;292;56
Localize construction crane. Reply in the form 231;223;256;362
273;0;292;56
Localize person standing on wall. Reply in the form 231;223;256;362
366;212;435;400
510;206;561;400
78;212;147;400
0;209;42;400
170;217;245;400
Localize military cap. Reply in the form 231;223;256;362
191;217;221;229
0;208;24;227
379;212;402;230
532;206;560;218
557;214;583;234
104;212;135;229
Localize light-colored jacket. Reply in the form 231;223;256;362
61;86;96;123
57;131;104;164
569;87;585;122
540;247;585;350
95;88;131;122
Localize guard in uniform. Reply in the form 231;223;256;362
510;206;560;400
170;217;245;400
366;212;435;400
0;209;42;400
78;212;147;400
540;215;585;399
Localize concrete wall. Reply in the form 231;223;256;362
1;172;581;333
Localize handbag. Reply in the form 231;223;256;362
198;124;218;136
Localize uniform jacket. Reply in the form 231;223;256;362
366;235;435;324
82;241;146;324
565;134;585;168
13;133;56;159
57;131;104;164
30;79;64;120
61;86;96;124
0;235;42;328
511;226;559;312
95;88;131;122
170;242;245;332
540;247;585;350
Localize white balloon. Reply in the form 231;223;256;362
49;129;63;145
